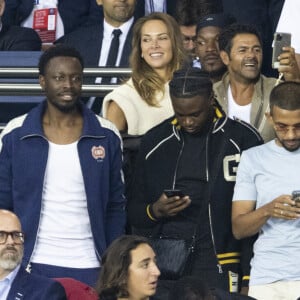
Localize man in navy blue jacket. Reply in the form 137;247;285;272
0;209;67;300
0;45;126;287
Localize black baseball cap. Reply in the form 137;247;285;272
196;13;236;34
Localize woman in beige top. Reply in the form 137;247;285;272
102;12;187;135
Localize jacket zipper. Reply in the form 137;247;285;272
172;128;223;273
208;203;223;273
24;134;48;273
172;136;184;188
205;132;223;274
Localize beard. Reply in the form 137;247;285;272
0;246;23;271
275;133;300;152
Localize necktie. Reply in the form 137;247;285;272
91;29;122;113
102;29;122;84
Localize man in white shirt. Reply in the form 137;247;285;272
0;209;66;300
213;23;300;142
56;0;137;112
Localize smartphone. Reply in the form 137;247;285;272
272;32;291;69
164;189;184;198
292;190;300;202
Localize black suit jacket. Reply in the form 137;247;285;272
7;266;67;300
56;21;134;68
2;0;102;35
0;25;41;50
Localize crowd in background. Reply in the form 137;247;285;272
0;1;300;300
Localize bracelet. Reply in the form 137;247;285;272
146;204;157;221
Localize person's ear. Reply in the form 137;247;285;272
265;112;273;125
39;75;45;91
220;50;230;66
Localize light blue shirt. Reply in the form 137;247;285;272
233;140;300;285
0;265;20;300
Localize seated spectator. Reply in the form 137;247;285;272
127;68;262;299
175;0;223;68
2;0;102;47
0;209;67;299
214;23;300;142
195;13;235;82
102;12;187;135
56;0;137;113
95;235;160;300
0;0;41;50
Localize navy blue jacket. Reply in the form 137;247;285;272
2;0;102;35
0;101;126;270
0;25;41;50
56;21;134;68
7;266;67;300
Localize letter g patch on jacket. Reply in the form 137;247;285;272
223;154;240;181
91;145;106;161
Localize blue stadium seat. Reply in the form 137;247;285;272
0;51;44;125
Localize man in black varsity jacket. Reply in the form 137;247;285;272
127;68;262;299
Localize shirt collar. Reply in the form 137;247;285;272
0;264;20;284
103;17;134;38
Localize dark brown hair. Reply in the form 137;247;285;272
96;235;151;300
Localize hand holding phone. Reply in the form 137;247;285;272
272;32;291;69
152;189;190;218
164;189;184;198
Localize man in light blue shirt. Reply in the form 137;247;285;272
232;81;300;300
0;209;66;300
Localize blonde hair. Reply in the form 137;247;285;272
130;12;187;106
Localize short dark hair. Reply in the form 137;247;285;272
38;44;84;75
168;276;213;300
218;23;262;55
269;81;300;115
95;235;151;300
169;67;212;99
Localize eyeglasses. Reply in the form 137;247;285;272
182;36;197;45
273;123;300;134
0;231;24;244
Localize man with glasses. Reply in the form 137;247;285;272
232;81;300;300
0;209;66;300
